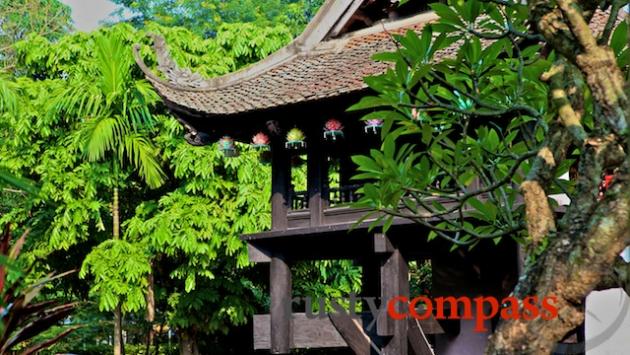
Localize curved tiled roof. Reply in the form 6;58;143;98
134;5;623;118
134;10;439;117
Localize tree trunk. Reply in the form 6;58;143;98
114;304;124;355
485;2;630;353
112;185;120;240
145;269;156;355
179;328;200;355
112;185;125;355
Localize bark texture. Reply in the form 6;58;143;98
112;185;124;355
145;270;156;354
486;1;630;354
114;304;124;355
179;328;200;355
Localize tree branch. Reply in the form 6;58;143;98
596;255;630;296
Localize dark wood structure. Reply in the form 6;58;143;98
135;1;525;354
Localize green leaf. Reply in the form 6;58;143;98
185;274;196;292
430;3;465;29
348;96;389;111
611;20;628;56
352;155;381;173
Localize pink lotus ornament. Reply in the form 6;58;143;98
251;132;270;150
364;119;383;134
323;118;344;141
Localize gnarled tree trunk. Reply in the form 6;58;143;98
486;1;630;353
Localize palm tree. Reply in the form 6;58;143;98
51;31;165;355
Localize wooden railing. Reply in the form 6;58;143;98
327;184;362;207
290;191;309;210
289;184;363;211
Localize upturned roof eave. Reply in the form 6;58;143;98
133;0;364;93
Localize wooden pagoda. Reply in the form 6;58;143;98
132;1;599;354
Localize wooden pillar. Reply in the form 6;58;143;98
340;152;353;187
307;136;326;226
270;254;292;354
379;246;409;355
271;142;290;230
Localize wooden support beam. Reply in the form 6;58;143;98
379;247;409;355
374;233;394;254
329;313;372;355
307;135;326;226
253;312;443;351
247;243;271;263
271;142;290;230
254;314;347;350
408;318;435;355
270;255;292;354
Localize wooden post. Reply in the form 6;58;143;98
339;151;354;187
328;313;372;355
379;246;409;355
408;318;435;355
271;142;290;230
270;254;292;354
307;135;326;226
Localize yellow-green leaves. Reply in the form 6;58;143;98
80;239;151;312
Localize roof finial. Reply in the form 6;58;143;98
147;33;211;90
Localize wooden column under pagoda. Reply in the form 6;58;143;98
271;139;290;231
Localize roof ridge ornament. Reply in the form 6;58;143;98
148;33;211;90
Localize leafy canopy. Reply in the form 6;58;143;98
350;0;629;249
1;19;291;339
112;0;325;36
52;31;166;189
0;0;72;67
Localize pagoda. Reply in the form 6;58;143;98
132;1;589;354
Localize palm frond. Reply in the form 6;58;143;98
48;82;105;123
79;115;130;162
94;33;133;102
122;134;166;189
50;31;164;190
0;169;39;195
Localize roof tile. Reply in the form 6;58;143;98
140;9;624;117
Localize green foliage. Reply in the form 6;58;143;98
294;260;362;312
409;260;432;296
0;0;72;67
112;0;324;36
1;6;363;350
124;124;272;332
52;31;166;189
80;240;151;312
1;19;292;346
610;18;629;79
350;1;630;250
350;0;552;247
